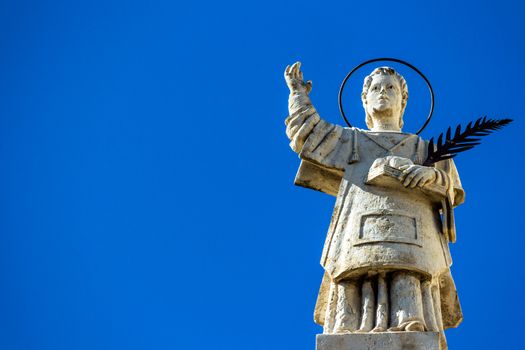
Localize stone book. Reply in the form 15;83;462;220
366;164;447;202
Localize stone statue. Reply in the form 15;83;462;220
284;62;465;349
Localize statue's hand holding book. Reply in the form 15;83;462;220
366;157;446;202
397;164;437;188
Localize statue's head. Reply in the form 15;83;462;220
361;67;408;131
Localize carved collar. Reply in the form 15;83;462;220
361;131;417;153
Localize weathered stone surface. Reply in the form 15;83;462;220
284;62;465;349
316;332;440;350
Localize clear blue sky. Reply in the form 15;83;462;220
0;1;523;349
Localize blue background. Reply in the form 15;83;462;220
0;0;523;349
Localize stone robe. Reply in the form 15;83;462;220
285;105;464;330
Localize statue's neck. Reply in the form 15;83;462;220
370;118;402;132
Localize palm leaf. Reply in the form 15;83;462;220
423;116;513;166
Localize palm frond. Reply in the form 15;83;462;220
423;116;513;166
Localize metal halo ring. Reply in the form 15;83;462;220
338;58;434;135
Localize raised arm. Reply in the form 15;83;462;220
284;62;318;153
284;62;351;170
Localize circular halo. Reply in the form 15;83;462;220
338;58;434;135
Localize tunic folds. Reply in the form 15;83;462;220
285;101;464;330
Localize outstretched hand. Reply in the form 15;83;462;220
284;61;312;94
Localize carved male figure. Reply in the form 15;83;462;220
284;62;464;348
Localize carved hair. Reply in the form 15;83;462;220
361;67;408;129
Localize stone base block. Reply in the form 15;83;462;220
316;332;440;350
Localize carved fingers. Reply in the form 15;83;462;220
284;61;312;94
398;165;437;188
411;170;436;188
284;62;298;87
284;62;301;87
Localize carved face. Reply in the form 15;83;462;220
364;74;403;122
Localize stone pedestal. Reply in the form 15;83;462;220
316;332;440;350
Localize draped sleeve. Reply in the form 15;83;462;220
435;158;465;207
285;90;355;196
